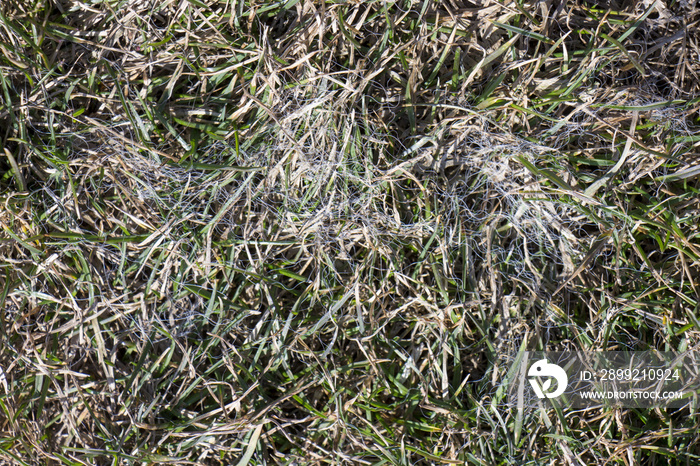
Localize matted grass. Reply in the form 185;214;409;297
1;0;700;464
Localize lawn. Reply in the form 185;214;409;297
1;0;700;464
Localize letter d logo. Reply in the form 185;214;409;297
528;359;568;399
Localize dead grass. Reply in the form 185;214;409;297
1;0;700;464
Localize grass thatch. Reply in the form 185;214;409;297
1;0;700;464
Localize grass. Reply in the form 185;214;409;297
1;0;700;464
